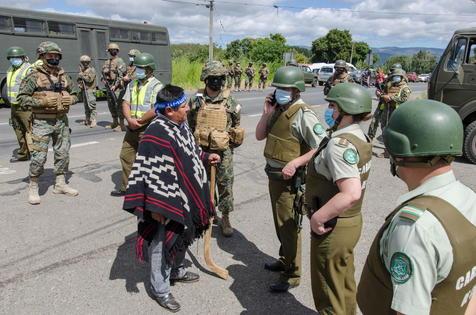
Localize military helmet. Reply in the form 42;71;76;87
80;55;91;62
133;52;156;70
200;60;227;81
262;63;266;66
7;46;26;59
325;83;372;115
334;60;347;69
37;41;54;55
272;66;305;92
128;49;141;56
43;42;62;56
390;63;402;71
389;68;406;77
107;43;120;51
383;100;463;158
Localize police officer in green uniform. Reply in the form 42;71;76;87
306;83;372;314
110;53;163;197
358;100;476;315
6;46;33;162
255;66;325;292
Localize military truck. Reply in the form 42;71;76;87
428;28;476;163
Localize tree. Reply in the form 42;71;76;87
411;50;437;74
352;41;370;64
249;35;287;63
384;55;412;72
311;29;353;63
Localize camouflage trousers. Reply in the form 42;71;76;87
29;115;70;177
258;78;267;89
208;147;234;215
11;106;33;159
234;75;241;90
106;87;123;120
226;75;233;89
244;75;253;89
82;89;97;122
367;104;383;140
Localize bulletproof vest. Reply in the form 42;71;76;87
357;195;476;315
32;66;72;115
385;83;406;107
234;66;242;75
80;67;96;90
102;57;121;81
259;68;269;78
305;132;372;218
264;101;310;164
195;89;231;132
331;72;350;86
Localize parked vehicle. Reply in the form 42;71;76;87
407;72;418;82
299;65;318;87
428;27;476;163
318;66;334;85
418;73;430;82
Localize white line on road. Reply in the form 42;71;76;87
68;111;109;119
48;141;99;152
0;122;9;126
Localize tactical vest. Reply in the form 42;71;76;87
305;132;372;218
129;77;162;119
102;58;121;81
7;62;31;106
264;101;310;164
357;195;476;315
331;73;350;86
79;67;96;90
31;67;72;115
385;83;405;108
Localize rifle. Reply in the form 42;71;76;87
78;66;90;106
203;164;229;280
101;74;119;108
291;167;305;231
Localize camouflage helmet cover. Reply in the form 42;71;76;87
7;46;26;59
390;63;402;71
107;43;120;51
389;68;406;77
42;42;62;56
334;60;347;69
80;55;91;62
37;41;54;55
128;49;141;56
200;60;227;81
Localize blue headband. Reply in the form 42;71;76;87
154;93;187;112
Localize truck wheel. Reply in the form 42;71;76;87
318;81;323;86
463;121;476;164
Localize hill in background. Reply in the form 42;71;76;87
373;47;445;64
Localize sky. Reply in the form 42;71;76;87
2;0;476;48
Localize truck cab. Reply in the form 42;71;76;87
428;28;476;163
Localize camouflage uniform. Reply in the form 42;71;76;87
258;64;269;89
323;72;353;95
102;44;126;129
226;63;234;89
78;56;97;126
244;64;255;90
233;63;242;91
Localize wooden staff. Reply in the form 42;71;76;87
203;164;229;280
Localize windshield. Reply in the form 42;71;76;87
320;67;333;73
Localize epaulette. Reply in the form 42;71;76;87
336;137;349;148
398;205;425;222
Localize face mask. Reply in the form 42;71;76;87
324;107;335;127
207;76;225;91
136;68;146;80
275;89;292;105
46;58;60;66
129;57;134;62
392;76;402;84
110;50;118;57
10;58;23;67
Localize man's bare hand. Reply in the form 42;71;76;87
282;161;297;180
127;118;143;130
263;93;277;115
209;153;221;164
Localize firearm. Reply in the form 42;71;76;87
291;167;306;231
101;74;119;108
323;81;332;95
78;66;90;106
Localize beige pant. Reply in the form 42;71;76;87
11;106;32;159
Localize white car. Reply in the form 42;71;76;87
418;73;430;82
317;62;357;85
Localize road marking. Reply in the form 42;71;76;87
68;111;109;119
0;122;9;126
0;167;16;175
247;113;262;117
48;141;99;152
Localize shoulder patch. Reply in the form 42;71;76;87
398;205;424;222
313;123;325;135
343;148;359;165
390;252;413;284
336;138;349;148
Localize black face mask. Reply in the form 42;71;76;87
207;76;225;91
46;58;60;66
110;50;118;57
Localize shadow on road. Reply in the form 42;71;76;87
216;227;315;314
111;170;122;191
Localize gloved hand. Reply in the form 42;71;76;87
61;95;75;107
37;96;58;108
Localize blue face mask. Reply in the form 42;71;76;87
275;89;292;105
391;75;402;84
136;68;146;80
10;58;23;67
324;107;335;127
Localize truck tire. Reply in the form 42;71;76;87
463;120;476;164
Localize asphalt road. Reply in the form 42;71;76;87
1;82;464;315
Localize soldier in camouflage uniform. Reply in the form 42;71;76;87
233;62;242;92
188;61;243;237
122;49;141;88
258;63;269;89
102;43;126;131
17;42;79;205
226;61;234;89
78;55;97;128
323;60;354;95
244;62;255;91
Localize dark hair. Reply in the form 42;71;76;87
156;84;184;114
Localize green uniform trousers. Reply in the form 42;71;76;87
29;115;70;177
11;106;32;159
310;213;362;315
244;75;253;89
106;85;123;120
82;89;97;122
234;75;241;90
259;78;267;89
268;178;301;285
208;147;234;215
226;75;233;89
119;127;145;191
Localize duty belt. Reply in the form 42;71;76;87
33;113;66;119
264;164;286;181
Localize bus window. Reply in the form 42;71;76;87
0;15;12;32
152;31;168;43
13;17;45;34
445;37;466;72
48;21;75;37
96;31;108;59
131;30;151;42
468;39;476;64
79;30;92;56
110;27;129;40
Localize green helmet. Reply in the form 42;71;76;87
134;52;156;70
325;83;372;115
128;49;141;56
383;100;463;158
390;63;402;71
43;42;62;56
7;46;26;59
200;60;227;81
272;66;305;92
390;68;406;77
334;60;347;69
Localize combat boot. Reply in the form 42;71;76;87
53;175;79;196
107;117;119;129
28;177;41;205
90;119;97;128
221;215;233;237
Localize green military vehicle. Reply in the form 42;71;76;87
428;28;476;163
285;61;318;87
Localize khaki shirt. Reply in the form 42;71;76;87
266;99;324;168
313;124;367;182
379;171;476;315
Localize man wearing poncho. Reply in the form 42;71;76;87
123;84;220;312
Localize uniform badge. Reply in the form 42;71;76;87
313;123;325;135
343;148;359;165
390;252;413;284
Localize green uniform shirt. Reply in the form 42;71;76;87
266;98;324;168
313;124;368;182
379;170;476;315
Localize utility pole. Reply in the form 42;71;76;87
350;42;355;65
208;0;214;62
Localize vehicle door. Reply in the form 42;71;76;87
77;25;109;89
